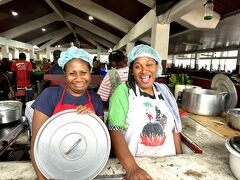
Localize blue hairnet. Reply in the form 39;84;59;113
128;44;162;77
58;46;93;71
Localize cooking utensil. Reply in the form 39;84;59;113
0;100;22;124
226;108;240;131
34;109;111;180
182;88;227;116
211;74;238;111
225;136;240;179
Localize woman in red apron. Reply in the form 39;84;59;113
30;46;104;180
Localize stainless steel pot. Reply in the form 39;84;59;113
0;100;22;124
225;136;240;179
182;88;227;116
226;108;240;131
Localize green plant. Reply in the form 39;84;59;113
168;73;193;91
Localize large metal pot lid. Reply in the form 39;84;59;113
0;100;22;110
211;74;238;110
34;109;111;180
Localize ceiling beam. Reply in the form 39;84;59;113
113;9;157;50
0;12;59;39
0;37;32;50
140;35;151;44
75;27;114;49
157;0;205;24
65;12;120;44
45;0;77;38
62;0;134;33
137;0;155;8
84;40;107;51
0;0;13;5
114;0;205;50
39;30;72;50
28;27;71;45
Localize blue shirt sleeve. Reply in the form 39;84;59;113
31;86;62;117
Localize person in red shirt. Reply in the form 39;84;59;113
11;52;32;88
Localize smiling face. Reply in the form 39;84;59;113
65;58;91;96
132;57;158;94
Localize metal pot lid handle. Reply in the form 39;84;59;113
64;137;82;155
34;109;111;180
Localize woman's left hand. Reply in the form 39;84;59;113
76;105;95;114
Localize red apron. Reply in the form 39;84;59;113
52;86;95;116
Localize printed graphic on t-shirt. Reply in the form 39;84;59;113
140;101;167;146
16;63;27;70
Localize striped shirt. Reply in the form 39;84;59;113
97;66;129;101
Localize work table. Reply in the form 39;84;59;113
0;115;238;179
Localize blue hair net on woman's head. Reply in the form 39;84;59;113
128;44;162;77
58;46;93;70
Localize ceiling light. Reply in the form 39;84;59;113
41;28;46;32
11;11;18;16
204;0;214;20
89;16;94;20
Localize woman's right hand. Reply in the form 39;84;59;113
125;165;153;180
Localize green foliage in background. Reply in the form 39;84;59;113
168;73;193;91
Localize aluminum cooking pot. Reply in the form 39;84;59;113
182;88;227;116
0;100;22;124
226;108;240;131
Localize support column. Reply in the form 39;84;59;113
46;46;51;60
2;44;9;59
13;48;19;60
236;48;240;74
126;42;135;55
195;52;200;70
30;47;34;60
151;23;170;74
172;55;176;68
97;45;101;60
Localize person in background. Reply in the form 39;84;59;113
0;68;10;100
30;46;104;180
11;52;32;88
108;44;182;180
30;59;37;70
11;52;32;100
91;56;101;75
48;50;64;74
42;58;51;73
97;51;128;102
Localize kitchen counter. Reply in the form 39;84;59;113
0;115;236;180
